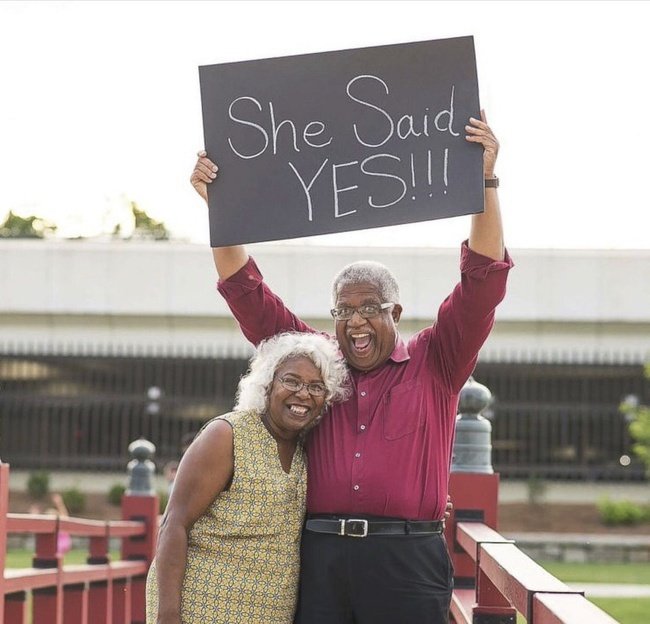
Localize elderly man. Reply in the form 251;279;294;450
191;111;512;624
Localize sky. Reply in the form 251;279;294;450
1;0;649;249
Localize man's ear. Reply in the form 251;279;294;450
392;304;403;324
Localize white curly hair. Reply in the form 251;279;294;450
234;332;349;414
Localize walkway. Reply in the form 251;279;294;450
9;472;650;502
505;532;650;548
570;583;650;598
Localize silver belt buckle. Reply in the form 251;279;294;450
345;518;369;537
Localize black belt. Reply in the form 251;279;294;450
305;518;444;538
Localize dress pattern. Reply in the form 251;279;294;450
146;410;307;623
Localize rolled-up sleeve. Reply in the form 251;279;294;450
216;257;264;300
429;240;514;393
217;256;315;346
460;241;514;281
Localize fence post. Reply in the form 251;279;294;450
0;461;9;624
121;438;159;624
62;583;88;624
32;510;63;624
2;463;29;624
448;377;516;624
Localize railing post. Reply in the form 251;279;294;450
121;438;158;624
88;579;110;624
451;376;494;474
62;584;88;624
88;523;110;565
4;592;27;624
0;462;10;624
32;518;63;624
112;578;132;624
449;378;516;624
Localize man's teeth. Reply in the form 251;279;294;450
289;405;308;415
351;333;372;349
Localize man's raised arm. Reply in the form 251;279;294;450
465;111;505;261
190;150;248;279
189;150;316;345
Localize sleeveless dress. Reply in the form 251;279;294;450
145;410;307;623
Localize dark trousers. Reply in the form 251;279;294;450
294;526;453;624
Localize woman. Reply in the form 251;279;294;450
146;332;348;624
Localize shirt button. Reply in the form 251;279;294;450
360;425;366;431
353;485;360;491
355;452;361;458
360;391;367;397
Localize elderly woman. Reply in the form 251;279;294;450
146;332;348;624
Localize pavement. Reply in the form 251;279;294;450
7;471;650;503
504;532;650;547
496;480;650;505
8;469;168;494
571;583;650;598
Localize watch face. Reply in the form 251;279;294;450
485;177;499;188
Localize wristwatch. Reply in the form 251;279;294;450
484;176;499;188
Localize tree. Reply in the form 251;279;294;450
0;211;57;238
129;201;170;241
621;363;650;475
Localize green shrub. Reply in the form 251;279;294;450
62;488;86;515
27;471;50;500
107;483;126;506
526;474;547;506
597;498;650;526
620;363;650;477
158;490;169;515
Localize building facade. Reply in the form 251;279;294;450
1;240;649;478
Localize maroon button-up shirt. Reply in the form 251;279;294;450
218;242;512;521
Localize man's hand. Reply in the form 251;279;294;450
444;494;453;522
465;110;499;178
190;150;219;203
192;149;249;277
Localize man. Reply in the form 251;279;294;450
191;111;512;623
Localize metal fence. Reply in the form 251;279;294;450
475;360;649;480
1;351;648;479
0;351;249;471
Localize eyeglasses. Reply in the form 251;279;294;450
330;302;394;321
277;376;327;397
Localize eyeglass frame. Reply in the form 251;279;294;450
275;375;328;397
330;302;394;321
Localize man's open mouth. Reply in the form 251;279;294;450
350;332;372;355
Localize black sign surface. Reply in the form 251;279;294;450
199;36;482;246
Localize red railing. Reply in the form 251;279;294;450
2;452;620;623
0;462;158;624
447;472;619;623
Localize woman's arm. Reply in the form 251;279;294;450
154;419;234;623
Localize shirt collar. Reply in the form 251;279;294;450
389;334;410;363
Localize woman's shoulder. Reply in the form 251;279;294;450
217;409;260;429
190;411;260;450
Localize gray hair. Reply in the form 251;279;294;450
234;332;349;413
331;260;400;305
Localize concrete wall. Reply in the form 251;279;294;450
1;240;649;361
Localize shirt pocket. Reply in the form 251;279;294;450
382;378;425;440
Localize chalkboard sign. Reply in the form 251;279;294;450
199;36;482;247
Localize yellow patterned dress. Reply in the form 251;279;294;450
146;410;307;623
